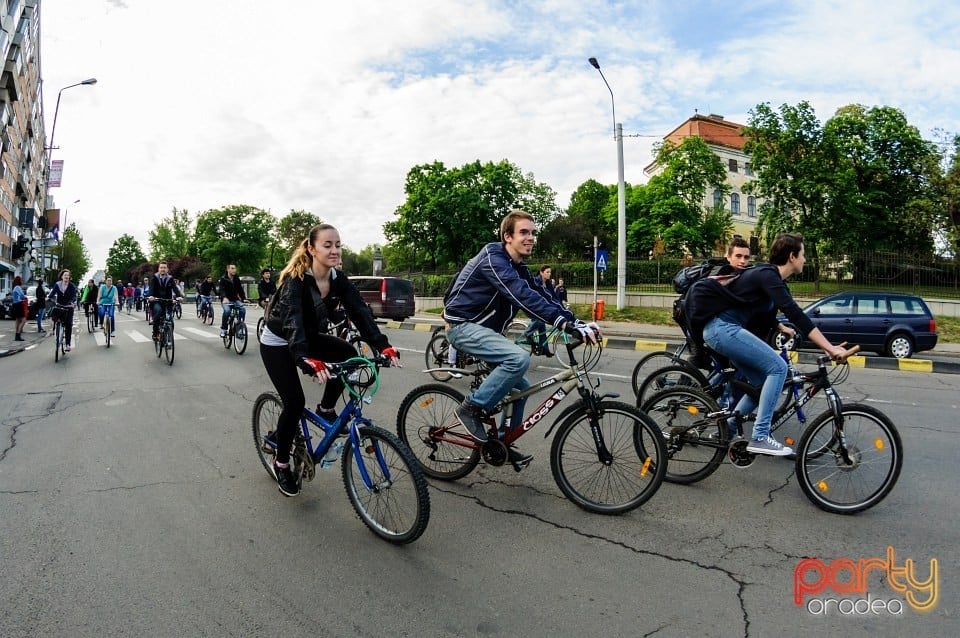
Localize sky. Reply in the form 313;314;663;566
39;0;960;279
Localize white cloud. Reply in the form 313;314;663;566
39;0;960;278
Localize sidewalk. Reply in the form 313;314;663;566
0;319;49;358
391;312;960;375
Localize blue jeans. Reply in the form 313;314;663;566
447;322;530;430
221;300;246;329
98;304;116;325
703;316;787;440
36;306;45;330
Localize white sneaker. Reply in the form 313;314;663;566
64;344;72;352
220;329;226;337
746;436;793;457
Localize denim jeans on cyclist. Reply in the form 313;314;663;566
98;303;115;325
447;321;530;430
221;300;246;330
151;300;171;339
702;308;787;441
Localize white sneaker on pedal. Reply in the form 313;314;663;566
746;436;793;457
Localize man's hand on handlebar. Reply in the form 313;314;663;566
563;319;602;345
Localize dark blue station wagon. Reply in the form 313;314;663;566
775;292;938;359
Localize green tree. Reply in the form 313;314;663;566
194;204;276;276
384;159;558;270
941;133;960;255
54;223;91;283
276;209;323;255
149;207;195;260
105;234;147;282
540;179;614;260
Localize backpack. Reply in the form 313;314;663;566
672;258;732;295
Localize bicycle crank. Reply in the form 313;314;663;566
480;440;508;466
728;440;756;468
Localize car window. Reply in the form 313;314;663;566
816;297;852;315
855;295;886;315
387;279;413;296
351;278;381;292
889;298;926;315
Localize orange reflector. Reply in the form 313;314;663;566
874;438;885;450
640;457;652;477
785;437;795;446
419;397;434;408
686;405;700;415
817;480;829;492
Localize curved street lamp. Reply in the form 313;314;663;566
587;58;626;310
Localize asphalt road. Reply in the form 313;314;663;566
0;310;956;637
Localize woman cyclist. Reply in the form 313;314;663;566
259;224;401;497
96;276;119;337
49;269;78;352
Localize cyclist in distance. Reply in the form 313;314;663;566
218;264;248;338
49;269;78;352
80;278;99;329
197;274;217;313
685;232;847;456
442;209;601;467
259;223;401;497
96;275;119;337
147;261;183;342
257;268;276;308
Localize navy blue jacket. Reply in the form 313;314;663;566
443;242;575;333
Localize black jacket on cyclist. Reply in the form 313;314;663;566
683;263;815;349
198;280;217;297
265;269;388;361
148;274;180;300
258;279;276;302
442;241;574;333
218;275;247;303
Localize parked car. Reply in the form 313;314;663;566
1;286;41;320
773;292;938;358
349;276;415;321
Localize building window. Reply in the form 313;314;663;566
730;193;740;215
747;196;756;217
744;162;753;176
713;189;722;208
728;159;738;173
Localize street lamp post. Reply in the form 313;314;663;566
588;58;627;310
42;78;97;282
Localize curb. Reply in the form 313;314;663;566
385;319;960;376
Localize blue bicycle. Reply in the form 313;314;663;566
252;355;431;544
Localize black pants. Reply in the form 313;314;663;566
259;335;359;464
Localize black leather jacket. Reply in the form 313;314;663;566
265;270;388;361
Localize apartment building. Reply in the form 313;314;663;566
0;0;45;296
645;113;763;249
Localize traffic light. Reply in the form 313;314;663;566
12;236;27;259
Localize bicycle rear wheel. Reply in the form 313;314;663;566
550;401;667;514
252;392;283;477
396;383;480;480
234;322;248;354
424;330;453;381
795;403;903;514
636;364;708;407
341;425;431;544
641;386;726;484
175;303;182;319
630;349;687;398
164;326;175;365
504;320;532;354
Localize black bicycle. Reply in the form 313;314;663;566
222;302;248;355
152;299;176;365
640;345;903;514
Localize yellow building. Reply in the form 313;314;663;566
645;113;763;252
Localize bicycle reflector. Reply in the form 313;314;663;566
419;397;434;408
875;438;885;450
686;405;699;415
817;481;829;492
640;456;652;478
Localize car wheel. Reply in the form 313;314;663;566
886;333;914;359
771;326;797;351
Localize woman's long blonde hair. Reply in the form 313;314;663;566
278;224;336;286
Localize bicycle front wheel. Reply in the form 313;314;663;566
234;322;248;355
795;403;903;514
87;311;95;333
54;321;61;362
630;349;687;398
251;392;282;477
104;316;112;348
396;383;480;480
164;327;175;365
342;425;431;544
222;321;232;349
424;330;453;381
636;364;708;407
641;386;726;484
256;316;264;340
550;401;667;514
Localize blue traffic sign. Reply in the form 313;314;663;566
596;250;609;271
